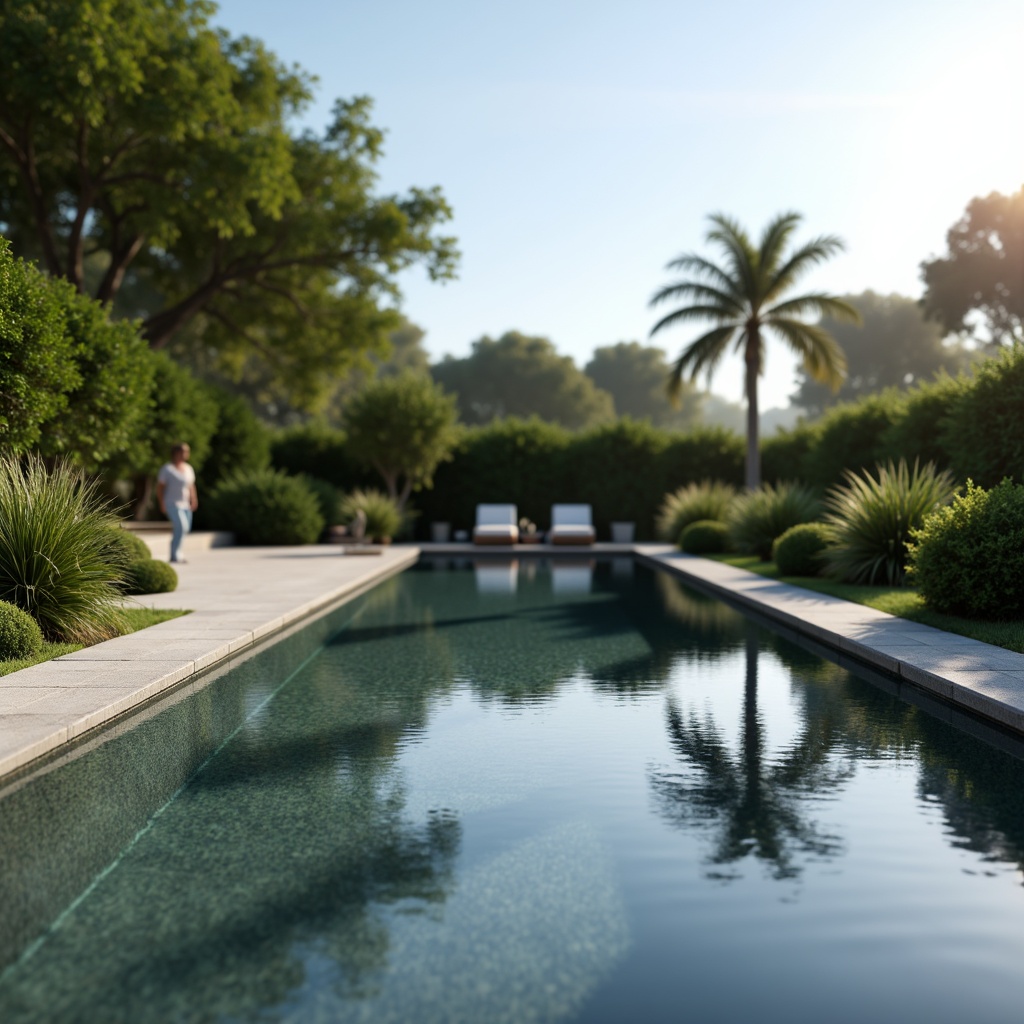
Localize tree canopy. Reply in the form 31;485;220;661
921;188;1024;347
343;372;460;510
431;332;614;429
0;0;457;407
791;291;966;417
584;342;703;428
650;212;858;489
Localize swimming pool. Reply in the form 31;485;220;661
2;557;1024;1022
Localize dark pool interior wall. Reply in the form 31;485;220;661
3;557;1024;1022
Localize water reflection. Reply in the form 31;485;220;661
651;628;851;881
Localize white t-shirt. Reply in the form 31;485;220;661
157;462;196;510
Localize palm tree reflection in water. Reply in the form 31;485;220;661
651;626;852;881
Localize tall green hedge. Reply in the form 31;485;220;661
411;419;742;540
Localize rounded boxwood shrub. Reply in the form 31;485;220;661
106;527;152;565
680;519;730;555
773;523;831;577
123;559;178;595
727;482;821;561
207;469;324;546
908;479;1024;619
0;600;44;660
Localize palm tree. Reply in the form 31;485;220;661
650;212;860;489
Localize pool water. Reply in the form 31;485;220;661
3;558;1024;1023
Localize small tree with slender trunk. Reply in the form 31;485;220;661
650;212;859;489
342;372;460;512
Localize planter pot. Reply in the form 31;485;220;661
611;522;635;544
430;522;451;543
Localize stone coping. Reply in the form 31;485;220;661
0;545;419;781
3;541;1024;784
635;546;1024;735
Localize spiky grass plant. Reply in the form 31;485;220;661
0;456;126;642
339;488;403;541
656;480;737;542
823;459;955;586
727;482;821;560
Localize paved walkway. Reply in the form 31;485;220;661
0;545;419;779
637;546;1024;734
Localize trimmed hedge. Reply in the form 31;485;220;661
413;418;743;540
0;600;44;660
773;523;831;577
943;349;1024;487
908;480;1024;619
124;559;178;595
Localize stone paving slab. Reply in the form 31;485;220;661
637;546;1024;735
0;545;419;780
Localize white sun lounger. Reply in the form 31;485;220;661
548;504;596;546
473;504;519;545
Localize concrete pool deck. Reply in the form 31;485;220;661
0;544;420;780
2;541;1024;782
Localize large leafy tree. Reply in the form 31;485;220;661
584;341;704;428
791;291;966;417
650;212;859;489
921;188;1024;347
431;332;614;429
0;0;457;405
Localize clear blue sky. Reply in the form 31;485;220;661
213;0;1024;409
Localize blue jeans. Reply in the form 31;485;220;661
170;507;192;562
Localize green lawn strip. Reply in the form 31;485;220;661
708;554;1024;654
0;608;191;677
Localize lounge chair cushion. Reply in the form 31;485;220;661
474;504;519;544
549;503;595;545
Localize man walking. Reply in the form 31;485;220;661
157;443;199;563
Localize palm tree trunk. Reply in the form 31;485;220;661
744;336;761;490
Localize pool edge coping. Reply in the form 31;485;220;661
636;547;1024;736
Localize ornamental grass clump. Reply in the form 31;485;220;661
339;489;402;542
822;459;955;586
727;482;821;560
907;479;1024;619
0;456;126;642
656;480;736;542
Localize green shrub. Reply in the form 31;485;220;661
680;519;730;555
0;456;126;642
270;422;371;490
761;422;819;486
773;523;832;577
339;488;402;541
301;475;344;528
943;348;1024;487
908;479;1024;619
124;559;178;595
106;527;153;565
656;480;736;541
800;391;905;490
206;469;324;545
0;600;44;660
197;389;271;491
882;373;965;472
727;482;821;560
823;460;955;586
